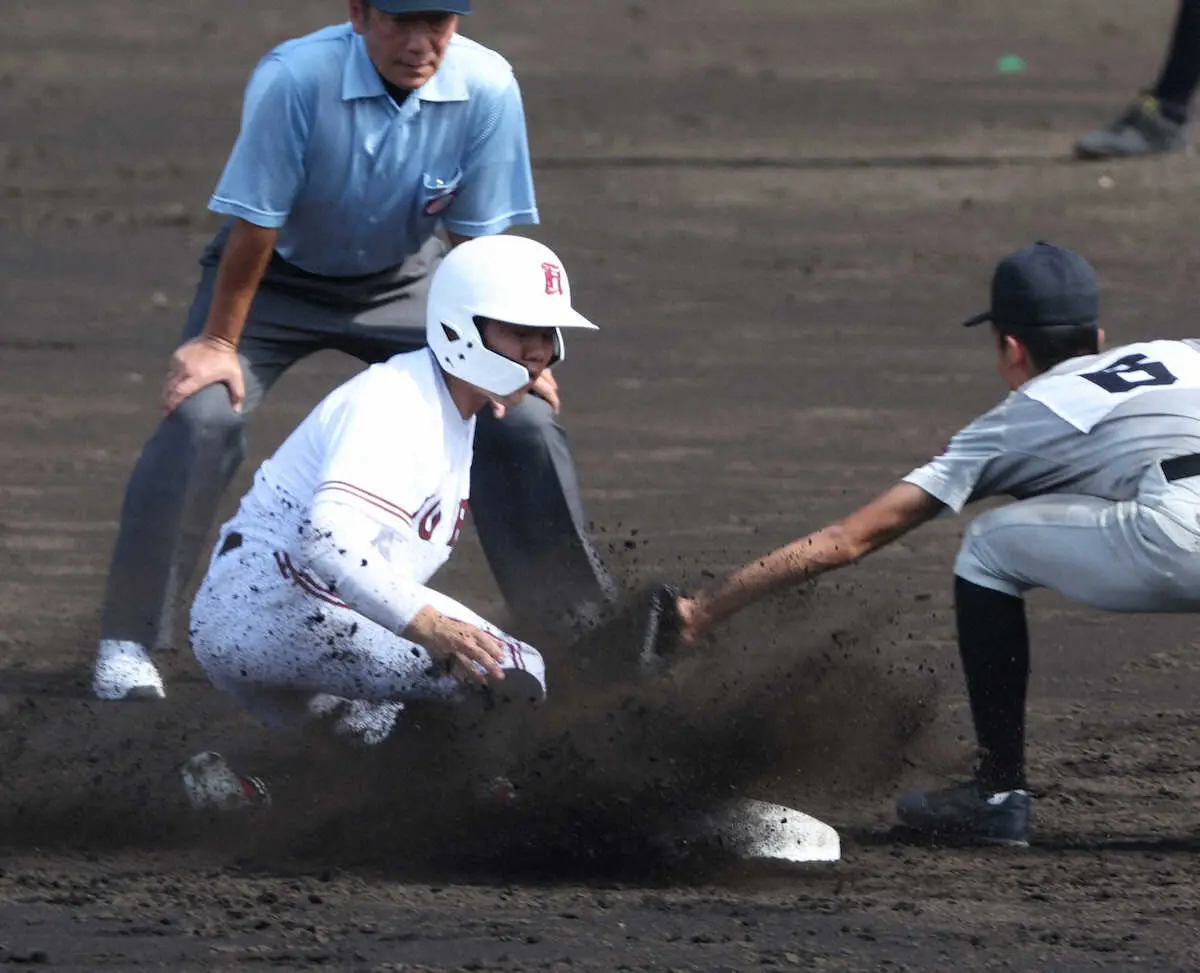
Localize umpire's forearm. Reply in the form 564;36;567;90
203;219;278;348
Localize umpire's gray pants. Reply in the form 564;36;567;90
100;229;614;650
956;462;1200;612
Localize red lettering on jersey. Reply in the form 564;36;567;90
448;499;469;548
418;500;442;541
542;262;564;296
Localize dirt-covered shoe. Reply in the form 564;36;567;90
92;640;165;701
180;751;270;811
896;779;1030;847
1074;95;1188;160
475;776;519;807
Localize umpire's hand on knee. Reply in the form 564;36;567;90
163;335;245;415
405;607;508;685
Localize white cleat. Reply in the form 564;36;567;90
475;775;519;807
180;751;270;811
92;640;166;701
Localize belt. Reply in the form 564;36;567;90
1161;453;1200;482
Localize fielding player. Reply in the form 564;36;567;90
647;242;1200;847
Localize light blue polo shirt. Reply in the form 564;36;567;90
209;24;539;277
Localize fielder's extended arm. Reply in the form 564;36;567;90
685;482;946;638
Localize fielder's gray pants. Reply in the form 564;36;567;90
956;462;1200;611
100;228;614;650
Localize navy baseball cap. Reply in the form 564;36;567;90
368;0;470;13
963;242;1098;329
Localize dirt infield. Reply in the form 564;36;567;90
5;0;1200;968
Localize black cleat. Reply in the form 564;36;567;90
896;779;1030;847
639;583;683;673
1074;95;1188;160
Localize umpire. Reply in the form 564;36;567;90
93;0;614;701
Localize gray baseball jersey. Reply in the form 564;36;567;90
905;339;1200;512
904;339;1200;610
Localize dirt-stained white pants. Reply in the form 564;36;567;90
956;463;1200;611
189;532;546;732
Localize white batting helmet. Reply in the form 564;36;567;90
426;235;598;398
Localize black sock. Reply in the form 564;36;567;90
1151;0;1200;121
954;576;1030;792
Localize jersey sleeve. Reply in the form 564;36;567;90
300;497;438;634
208;56;312;228
902;399;1011;513
441;74;539;237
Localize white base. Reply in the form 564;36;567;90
702;798;840;863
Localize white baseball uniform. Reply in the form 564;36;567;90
189;348;546;736
905;339;1200;610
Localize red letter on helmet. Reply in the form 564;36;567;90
542;262;564;296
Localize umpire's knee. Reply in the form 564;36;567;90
169;383;247;460
477;394;561;453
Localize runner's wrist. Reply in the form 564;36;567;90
402;604;443;648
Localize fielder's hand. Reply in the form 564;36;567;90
163;334;245;416
639;583;688;672
407;608;508;685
